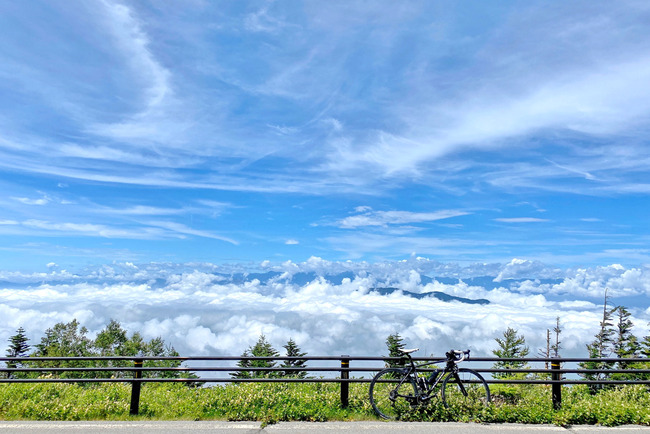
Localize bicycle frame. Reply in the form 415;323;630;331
400;351;466;400
370;348;489;419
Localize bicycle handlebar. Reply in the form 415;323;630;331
446;349;470;364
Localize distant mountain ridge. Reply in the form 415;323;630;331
369;287;490;305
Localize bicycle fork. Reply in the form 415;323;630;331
449;372;469;397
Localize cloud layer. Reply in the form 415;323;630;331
2;258;648;360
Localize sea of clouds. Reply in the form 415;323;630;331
1;257;649;360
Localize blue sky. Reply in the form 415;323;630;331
1;0;650;272
3;1;650;358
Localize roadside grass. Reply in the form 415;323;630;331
1;382;649;426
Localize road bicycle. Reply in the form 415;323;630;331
369;348;490;419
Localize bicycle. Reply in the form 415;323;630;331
369;348;490;419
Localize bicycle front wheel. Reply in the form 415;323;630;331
369;368;418;420
441;368;490;409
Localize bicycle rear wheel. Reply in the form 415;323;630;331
441;368;490;408
369;368;418;419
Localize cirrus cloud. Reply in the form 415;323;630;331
337;208;470;229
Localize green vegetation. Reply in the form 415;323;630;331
5;327;30;372
384;333;406;369
1;382;650;426
3;319;185;380
491;327;530;379
279;338;308;378
232;334;280;379
231;334;308;379
577;294;650;386
4;299;650;425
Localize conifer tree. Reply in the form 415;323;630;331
5;327;30;377
613;306;639;361
641;333;650;358
492;327;529;378
232;349;253;379
6;327;30;360
279;338;308;378
579;290;616;388
611;306;640;380
551;316;562;358
232;334;280;378
385;333;406;368
593;291;616;359
640;332;650;381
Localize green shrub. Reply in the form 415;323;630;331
1;382;649;426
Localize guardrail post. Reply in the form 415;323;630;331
551;359;561;410
340;355;349;408
130;358;143;415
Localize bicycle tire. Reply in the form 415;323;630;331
441;368;490;408
369;368;418;420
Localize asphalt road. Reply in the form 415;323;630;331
1;422;650;433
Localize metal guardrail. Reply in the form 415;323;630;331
1;356;649;414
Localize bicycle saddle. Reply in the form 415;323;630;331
399;348;419;354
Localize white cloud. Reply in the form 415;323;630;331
285;239;299;245
106;205;186;216
318;2;650;194
323;118;342;131
337;208;469;229
1;259;648;360
98;0;170;111
145;221;238;244
494;218;549;223
11;195;50;205
18;219;164;239
494;259;560;282
80;2;202;152
244;6;292;33
0;217;239;243
322;232;491;260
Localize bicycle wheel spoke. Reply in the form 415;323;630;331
441;368;491;409
369;368;418;419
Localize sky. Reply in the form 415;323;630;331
1;1;650;358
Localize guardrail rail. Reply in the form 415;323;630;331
2;355;649;414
